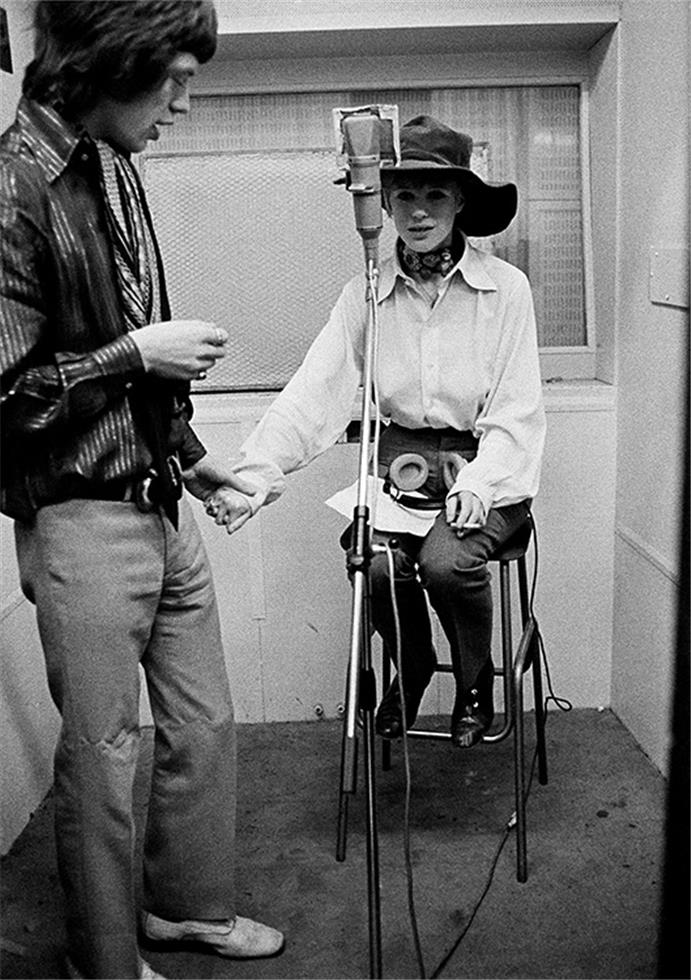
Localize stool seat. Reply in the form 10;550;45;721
490;518;533;562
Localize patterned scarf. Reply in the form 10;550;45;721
95;141;181;527
95;141;161;330
398;231;465;280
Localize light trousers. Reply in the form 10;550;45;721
15;496;237;979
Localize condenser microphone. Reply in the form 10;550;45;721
333;104;400;266
341;112;383;260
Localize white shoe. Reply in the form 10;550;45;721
65;954;166;979
141;911;285;959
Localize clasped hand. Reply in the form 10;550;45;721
182;456;256;534
204;485;254;535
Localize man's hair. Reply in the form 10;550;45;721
23;1;217;118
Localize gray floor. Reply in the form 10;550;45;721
0;708;668;980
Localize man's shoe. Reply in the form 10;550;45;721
141;911;285;959
65;955;165;979
375;676;428;739
450;659;495;748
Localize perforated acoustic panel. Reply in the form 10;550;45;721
143;150;396;391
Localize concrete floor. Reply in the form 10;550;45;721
0;708;669;980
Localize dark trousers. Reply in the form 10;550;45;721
342;423;530;701
368;501;530;696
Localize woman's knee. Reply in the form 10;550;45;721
369;546;418;596
418;548;489;595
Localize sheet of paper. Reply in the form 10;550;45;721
325;476;440;537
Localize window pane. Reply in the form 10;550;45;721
142;85;586;392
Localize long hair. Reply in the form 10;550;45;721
23;1;217;118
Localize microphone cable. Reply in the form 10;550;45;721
369;308;427;977
429;511;572;979
365;291;569;978
385;542;428;979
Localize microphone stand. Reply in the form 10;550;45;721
336;247;382;979
333;108;395;979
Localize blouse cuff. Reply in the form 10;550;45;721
446;475;494;520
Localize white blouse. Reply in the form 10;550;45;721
234;238;546;520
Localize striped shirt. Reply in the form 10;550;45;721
0;98;204;521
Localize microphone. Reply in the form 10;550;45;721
333;104;400;266
341;112;383;263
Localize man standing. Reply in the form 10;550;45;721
0;3;283;977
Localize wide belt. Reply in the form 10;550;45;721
67;456;183;514
383;450;467;510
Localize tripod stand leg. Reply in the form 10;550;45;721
362;697;383;978
336;666;356;862
336;563;383;977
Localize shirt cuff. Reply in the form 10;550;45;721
446;476;493;519
91;334;145;376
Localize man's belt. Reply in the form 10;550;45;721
70;456;183;514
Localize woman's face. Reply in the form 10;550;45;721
386;177;464;253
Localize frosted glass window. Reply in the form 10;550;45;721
142;85;587;392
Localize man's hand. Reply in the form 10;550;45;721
205;487;254;535
132;320;228;380
182;454;258;503
445;490;486;537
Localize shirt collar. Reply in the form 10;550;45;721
16;97;90;184
378;235;499;301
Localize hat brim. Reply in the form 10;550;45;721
380;164;518;237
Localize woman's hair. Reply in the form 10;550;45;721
23;1;217;118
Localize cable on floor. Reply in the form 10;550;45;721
429;512;572;978
385;542;427;979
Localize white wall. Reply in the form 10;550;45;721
609;0;689;773
0;0;59;854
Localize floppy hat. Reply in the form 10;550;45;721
383;114;518;237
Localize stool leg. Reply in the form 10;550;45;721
514;661;528;883
517;557;548;786
502;560;528;882
499;561;515;719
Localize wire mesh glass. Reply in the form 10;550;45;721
141;84;586;392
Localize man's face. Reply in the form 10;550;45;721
386;177;464;254
83;52;199;153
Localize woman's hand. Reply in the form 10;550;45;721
445;490;486;537
182;454;257;503
205;487;254;535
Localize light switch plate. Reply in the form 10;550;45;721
649;246;690;309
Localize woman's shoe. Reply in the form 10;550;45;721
375;676;427;739
450;660;495;748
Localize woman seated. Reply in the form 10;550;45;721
208;114;546;747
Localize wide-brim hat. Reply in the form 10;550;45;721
382;114;518;237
